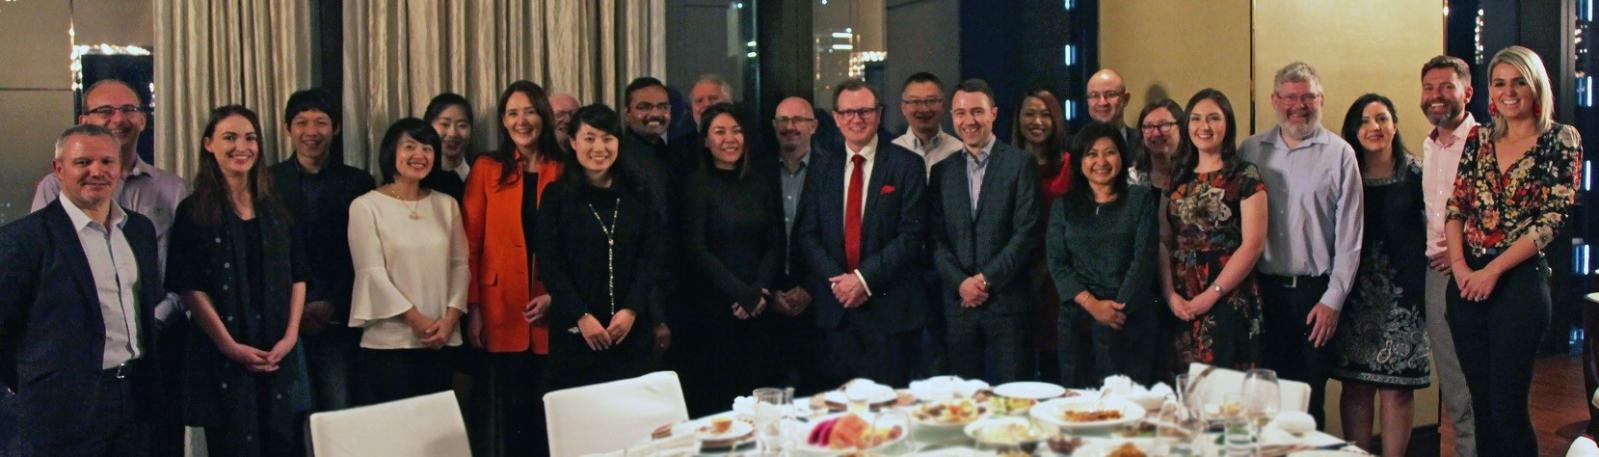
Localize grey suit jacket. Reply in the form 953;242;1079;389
927;140;1041;315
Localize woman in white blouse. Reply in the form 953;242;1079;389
348;118;470;405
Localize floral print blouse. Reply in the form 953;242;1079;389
1446;122;1582;251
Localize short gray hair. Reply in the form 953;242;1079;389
694;73;734;100
1273;61;1323;95
54;124;116;159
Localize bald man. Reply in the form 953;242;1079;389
1077;69;1143;165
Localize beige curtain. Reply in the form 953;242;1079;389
153;0;315;178
342;0;666;170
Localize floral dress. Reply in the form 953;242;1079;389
1167;162;1266;370
1331;160;1431;388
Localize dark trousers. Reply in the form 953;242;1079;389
151;316;190;457
19;366;148;457
303;327;358;412
1584;289;1599;436
946;308;1030;384
1449;254;1549;457
475;351;547;457
771;310;829;397
822;325;918;388
356;347;455;406
1259;274;1333;427
1058;304;1159;388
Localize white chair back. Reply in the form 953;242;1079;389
1186;363;1313;414
1570;436;1599;457
308;391;469;457
544;371;690;457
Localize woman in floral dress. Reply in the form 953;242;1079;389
1332;94;1430;457
1158;89;1268;374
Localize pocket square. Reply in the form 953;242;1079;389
879;185;896;195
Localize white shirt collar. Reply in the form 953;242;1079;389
846;136;879;161
59;191;127;231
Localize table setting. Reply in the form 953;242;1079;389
620;371;1369;456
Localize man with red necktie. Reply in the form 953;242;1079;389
794;79;930;387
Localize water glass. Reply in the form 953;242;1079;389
753;387;787;453
1241;368;1280;427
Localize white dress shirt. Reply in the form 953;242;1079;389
842;137;879;295
60;195;142;368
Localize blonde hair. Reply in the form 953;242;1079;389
1487;45;1555;140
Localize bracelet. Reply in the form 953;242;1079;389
1210;284;1225;295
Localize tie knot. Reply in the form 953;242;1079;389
851;154;866;166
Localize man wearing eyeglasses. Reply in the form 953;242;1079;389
1078;69;1142;165
766;96;831;394
1239;62;1363;428
24;78;188;456
795;80;929;387
891;72;963;177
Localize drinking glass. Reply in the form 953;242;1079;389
1241;368;1280;428
753;387;787;453
868;410;914;455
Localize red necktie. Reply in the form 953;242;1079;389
844;154;866;271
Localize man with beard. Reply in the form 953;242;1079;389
1077;69;1142;165
795;79;928;387
927;79;1040;383
549;92;580;156
1240;62;1363;428
4;125;165;456
27;79;188;456
1418;55;1480;454
268;88;375;413
891;72;962;177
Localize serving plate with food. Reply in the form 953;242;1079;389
1067;439;1155;457
668;415;754;448
1030;396;1146;432
963;416;1045;452
910;398;986;428
984;382;1078;415
795;412;908;455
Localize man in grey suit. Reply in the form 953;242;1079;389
928;79;1041;382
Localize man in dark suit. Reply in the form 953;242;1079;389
0;125;162;456
928;79;1041;383
268;88;375;412
795;80;928;387
619;76;692;358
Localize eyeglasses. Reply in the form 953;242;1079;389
1086;90;1124;101
834;107;880;120
774;116;815;125
901;98;943;108
631;102;671;113
1141;121;1178;133
86;105;147;118
1275;93;1321;106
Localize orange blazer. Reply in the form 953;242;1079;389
464;153;563;354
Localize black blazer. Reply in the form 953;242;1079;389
0;201;161;442
928;141;1042;315
268;159;374;323
794;138;928;332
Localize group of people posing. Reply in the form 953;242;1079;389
0;44;1579;457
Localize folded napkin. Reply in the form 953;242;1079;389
908;376;989;400
580;432;697;457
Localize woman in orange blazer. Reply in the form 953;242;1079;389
463;80;564;457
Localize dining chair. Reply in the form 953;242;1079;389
1185;363;1314;414
544;371;690;457
307;391;469;457
1570;436;1599;457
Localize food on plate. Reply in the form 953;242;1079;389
805;414;904;449
705;417;733;434
911;399;982;424
989;395;1038;415
1062;409;1124;423
1046;436;1085;454
972;422;1040;445
996;449;1031;457
1107;442;1147;457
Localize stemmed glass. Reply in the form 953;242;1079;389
1241;369;1281;428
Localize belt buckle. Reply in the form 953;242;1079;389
1470;246;1489;257
112;363;129;379
1285;275;1299;288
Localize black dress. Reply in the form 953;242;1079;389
678;166;784;415
1331;161;1430;388
166;197;311;457
534;171;665;390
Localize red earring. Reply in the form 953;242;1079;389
1534;102;1543;117
1489;102;1498;116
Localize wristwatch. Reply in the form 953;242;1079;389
1211;284;1225;295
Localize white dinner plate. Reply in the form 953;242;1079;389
992;381;1067;400
670;416;754;443
1068;438;1157;457
1029;396;1146;432
820;388;899;406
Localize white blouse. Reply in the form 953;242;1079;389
348;190;470;349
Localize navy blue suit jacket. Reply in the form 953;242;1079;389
794;138;928;332
927;141;1041;314
0;201;161;444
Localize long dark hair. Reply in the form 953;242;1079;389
696;103;752;179
1172;89;1241;187
189;105;288;225
422;92;474;168
1340;93;1410;173
1064;122;1131;209
1010;89;1070;177
1132;98;1184;176
490;80;562;186
377;117;443;186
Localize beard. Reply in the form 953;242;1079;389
1277;110;1321;140
1424;101;1464;127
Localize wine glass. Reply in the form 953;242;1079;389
867;410;913;455
1241;368;1280;428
